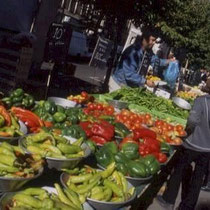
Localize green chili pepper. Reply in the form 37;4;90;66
0;162;19;173
0;154;16;166
103;187;113;201
57;143;81;154
40;144;62;155
10;114;19;129
72;137;83;147
26;132;54;143
0;147;15;157
13;194;42;208
69;173;93;183
118;172;128;193
27;145;47;156
62;167;79;175
54;183;77;208
1;142;13;151
100;162;116;179
104;179;124;198
76;175;101;194
53;134;67;144
90;191;105;201
64;189;82;210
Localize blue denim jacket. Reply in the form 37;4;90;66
112;44;168;87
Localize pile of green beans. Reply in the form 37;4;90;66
106;88;189;119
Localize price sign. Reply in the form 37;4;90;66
89;37;113;70
45;22;72;63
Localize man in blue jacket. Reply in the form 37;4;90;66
109;28;173;92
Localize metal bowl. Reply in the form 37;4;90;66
172;97;191;110
19;137;91;171
0;121;27;145
0;187;92;210
97;164;152;187
60;172;136;210
107;100;128;110
0;167;43;193
48;97;77;108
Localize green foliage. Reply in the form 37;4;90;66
79;0;210;68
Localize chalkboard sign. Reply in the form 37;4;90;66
89;37;113;70
45;22;72;63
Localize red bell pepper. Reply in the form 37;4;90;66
139;143;152;157
90;135;107;145
0;105;11;126
133;128;157;141
79;121;93;137
91;122;114;141
11;107;44;127
152;152;168;163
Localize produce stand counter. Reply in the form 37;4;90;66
0;150;179;210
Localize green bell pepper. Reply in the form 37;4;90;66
61;125;86;139
114;152;130;164
114;122;131;138
53;112;66;123
116;162;128;175
121;143;139;160
127;160;148;178
0;115;5;127
143;155;157;166
1;97;12;108
67;115;79;125
57;105;65;113
42;113;54;122
44;101;57;114
12;96;23;103
161;142;171;154
96;147;115;168
22;95;35;108
103;142;118;154
12;88;24;97
148;159;160;175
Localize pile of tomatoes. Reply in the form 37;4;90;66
83;103;115;117
151;120;186;145
67;91;94;104
115;109;153;131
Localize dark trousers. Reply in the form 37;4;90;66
162;148;210;210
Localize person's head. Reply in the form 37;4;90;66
140;27;159;50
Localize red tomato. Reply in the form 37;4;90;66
105;106;114;115
121;109;130;116
178;130;187;137
155;120;164;127
167;124;174;131
145;114;151;120
175;125;184;131
96;104;103;111
81;91;88;98
88;103;94;110
122;116;128;122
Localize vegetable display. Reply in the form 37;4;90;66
105;87;189;120
4;184;83;210
63;163;135;203
23;132;85;159
1;88;35;109
0;142;43;178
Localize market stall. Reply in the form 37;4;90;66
0;87;190;210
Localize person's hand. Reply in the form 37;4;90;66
146;80;155;87
166;57;176;64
